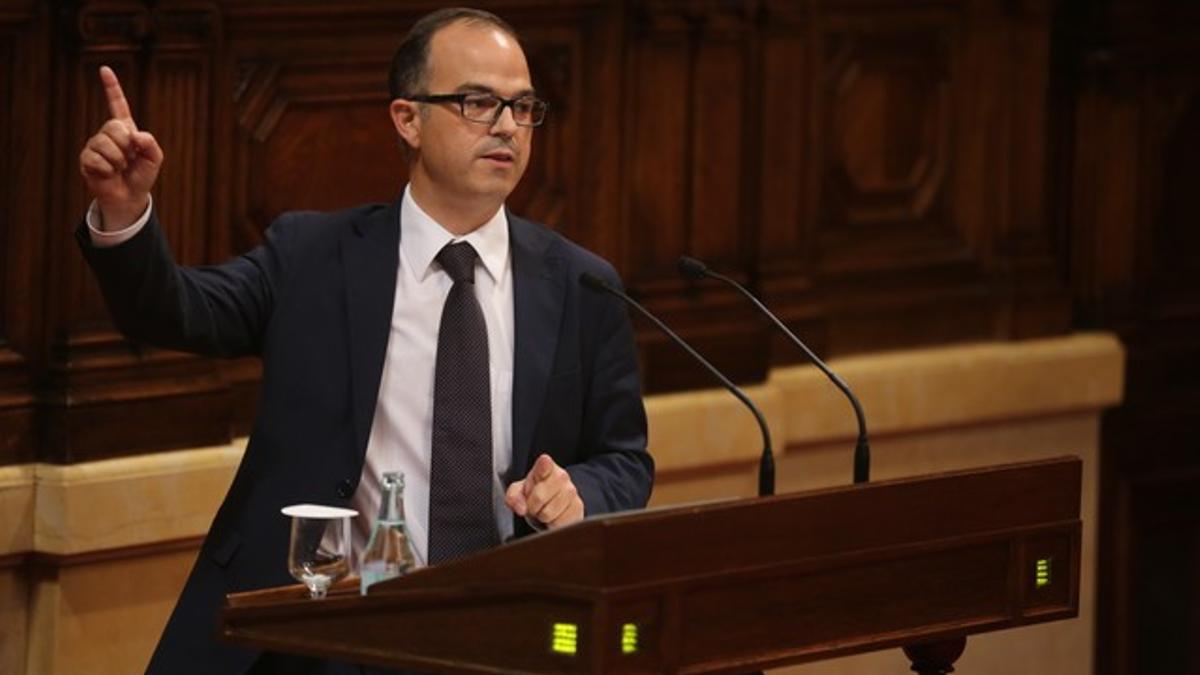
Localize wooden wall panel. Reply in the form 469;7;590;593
37;2;230;463
524;4;625;263
3;0;1079;452
1;0;1087;457
627;9;691;278
625;1;768;392
3;1;1194;669
0;18;25;466
763;3;984;360
817;17;958;269
759;5;812;270
217;3;607;250
686;10;749;268
232;59;401;236
1058;2;1200;673
0;2;46;466
993;1;1072;339
507;25;582;241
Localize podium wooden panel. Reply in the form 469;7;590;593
220;457;1081;674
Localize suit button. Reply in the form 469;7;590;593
336;479;354;499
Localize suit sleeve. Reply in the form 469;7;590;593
565;269;654;516
75;210;289;358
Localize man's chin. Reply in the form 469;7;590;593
468;173;524;200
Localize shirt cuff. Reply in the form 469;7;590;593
86;197;153;248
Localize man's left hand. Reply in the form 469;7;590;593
506;454;584;529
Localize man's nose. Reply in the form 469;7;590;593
490;104;519;136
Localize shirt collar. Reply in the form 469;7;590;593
399;183;509;284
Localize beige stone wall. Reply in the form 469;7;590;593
0;464;34;675
0;333;1123;674
0;447;242;674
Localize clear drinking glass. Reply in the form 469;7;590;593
281;504;357;599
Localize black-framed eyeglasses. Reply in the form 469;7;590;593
406;92;548;127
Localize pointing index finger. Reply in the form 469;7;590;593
99;66;136;129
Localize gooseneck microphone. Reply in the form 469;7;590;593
678;256;871;484
580;272;776;497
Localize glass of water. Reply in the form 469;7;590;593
282;504;356;599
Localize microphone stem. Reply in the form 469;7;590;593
596;280;775;496
708;270;870;484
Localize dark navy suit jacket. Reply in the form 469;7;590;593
76;199;653;675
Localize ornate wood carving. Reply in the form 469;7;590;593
819;28;955;261
755;1;1071;361
230;56;401;239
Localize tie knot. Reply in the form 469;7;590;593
437;241;479;284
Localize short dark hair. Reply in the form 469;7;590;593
388;7;521;101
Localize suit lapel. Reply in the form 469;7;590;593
509;215;564;480
342;200;401;464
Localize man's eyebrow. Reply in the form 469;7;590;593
454;82;538;98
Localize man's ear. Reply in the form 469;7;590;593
389;99;421;150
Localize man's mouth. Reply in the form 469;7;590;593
481;150;515;164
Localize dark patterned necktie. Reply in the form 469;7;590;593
427;241;499;564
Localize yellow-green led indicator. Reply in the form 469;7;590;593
621;623;639;654
1036;557;1052;588
552;622;578;655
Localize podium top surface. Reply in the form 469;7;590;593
360;455;1080;597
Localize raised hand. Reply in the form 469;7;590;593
78;66;164;230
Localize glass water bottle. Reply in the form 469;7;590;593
360;471;418;595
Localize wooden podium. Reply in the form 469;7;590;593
220;457;1081;674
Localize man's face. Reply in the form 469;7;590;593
405;21;534;206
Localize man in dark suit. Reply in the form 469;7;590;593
76;7;652;674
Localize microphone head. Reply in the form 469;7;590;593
579;272;610;293
678;256;710;280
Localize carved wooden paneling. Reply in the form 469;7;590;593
36;2;230;463
759;3;813;272
213;3;418;252
625;1;768;392
1099;408;1200;675
625;1;755;275
231;58;401;240
818;24;956;267
1147;86;1200;311
1059;2;1200;673
1;3;1195;670
2;0;1088;458
219;4;600;250
0;3;46;465
221;41;404;432
515;4;623;260
1;23;24;465
148;54;212;265
991;0;1071;339
627;7;691;278
507;29;576;240
754;1;1069;361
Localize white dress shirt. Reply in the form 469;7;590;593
87;185;517;566
352;186;515;566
